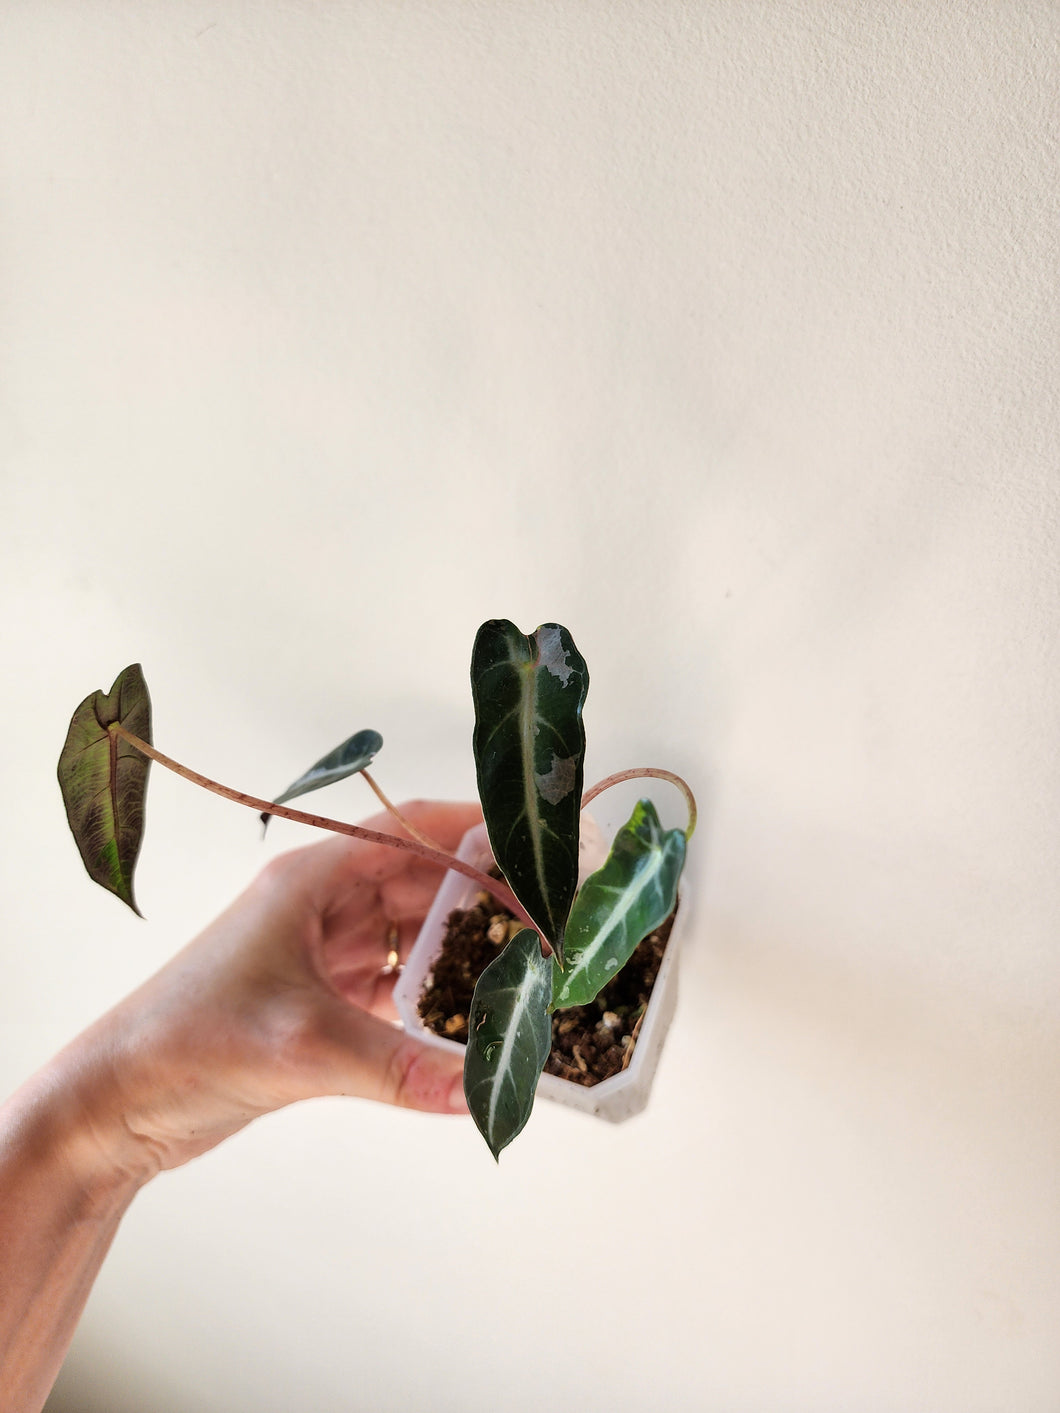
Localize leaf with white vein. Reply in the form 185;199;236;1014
471;620;588;965
464;929;553;1161
261;729;383;830
551;799;685;1010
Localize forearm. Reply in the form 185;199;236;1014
0;1047;150;1413
0;807;475;1409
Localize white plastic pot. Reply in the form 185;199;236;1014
393;816;689;1123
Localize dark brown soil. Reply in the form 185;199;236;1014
417;881;676;1087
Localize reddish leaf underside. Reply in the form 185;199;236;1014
57;664;152;915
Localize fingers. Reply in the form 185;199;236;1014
389;798;483;853
272;799;482;905
312;856;451;1003
251;800;482;1112
347;798;484;878
311;997;468;1115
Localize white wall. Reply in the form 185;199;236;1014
2;4;1058;1408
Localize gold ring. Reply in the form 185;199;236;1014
384;922;400;972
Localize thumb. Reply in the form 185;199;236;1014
311;998;469;1115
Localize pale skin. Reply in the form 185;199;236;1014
0;800;480;1413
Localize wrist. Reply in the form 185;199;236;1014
5;1039;159;1223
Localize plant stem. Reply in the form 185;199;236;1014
581;767;697;839
111;725;535;929
359;769;450;854
620;1007;646;1072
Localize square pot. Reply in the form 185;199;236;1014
393;816;689;1122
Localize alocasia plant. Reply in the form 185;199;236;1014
57;620;695;1159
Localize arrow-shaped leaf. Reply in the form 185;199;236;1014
471;620;588;965
261;729;383;831
464;928;553;1161
551;799;686;1010
57;664;152;916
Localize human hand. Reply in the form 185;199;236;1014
59;799;482;1184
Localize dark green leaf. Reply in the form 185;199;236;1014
464;928;553;1161
57;664;152;916
551;799;686;1010
261;729;383;831
471;620;588;964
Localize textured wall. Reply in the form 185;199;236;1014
2;4;1058;1409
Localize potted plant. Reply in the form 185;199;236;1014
392;810;690;1127
56;620;695;1159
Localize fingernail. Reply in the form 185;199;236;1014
448;1074;469;1113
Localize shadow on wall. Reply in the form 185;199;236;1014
46;1341;200;1413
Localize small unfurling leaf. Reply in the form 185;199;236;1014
261;729;382;831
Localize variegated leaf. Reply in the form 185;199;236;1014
261;729;383;831
464;928;553;1161
471;620;587;965
551;799;685;1010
